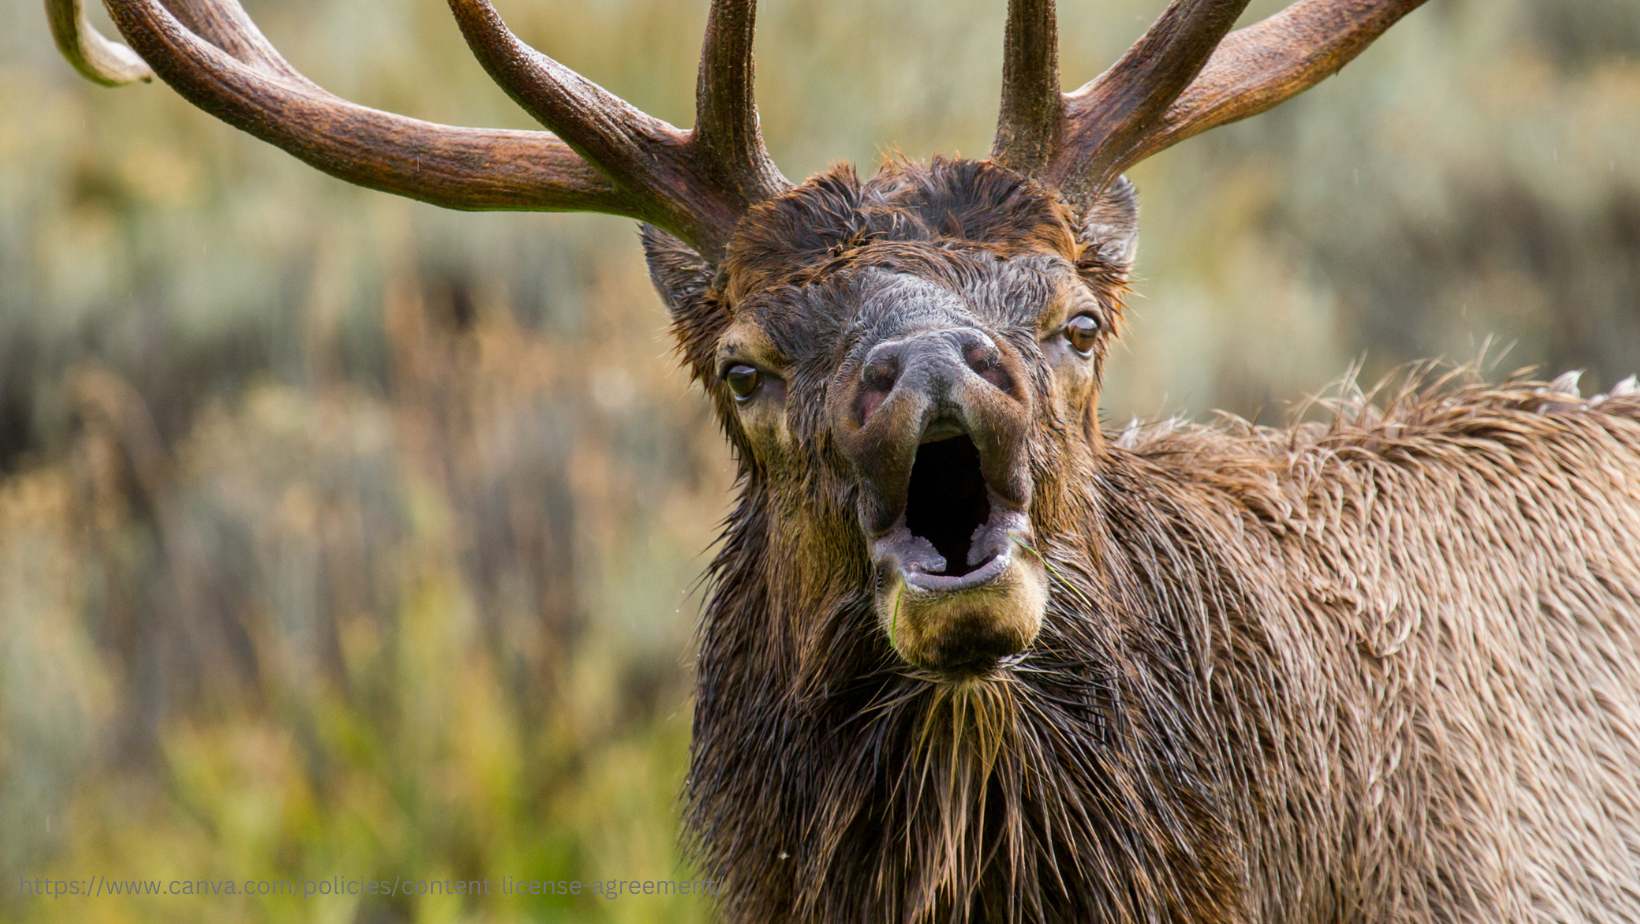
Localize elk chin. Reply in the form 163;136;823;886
873;527;1047;678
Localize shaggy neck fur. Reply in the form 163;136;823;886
686;373;1640;923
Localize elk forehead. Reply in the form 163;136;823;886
719;162;1085;305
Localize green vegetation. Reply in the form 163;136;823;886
2;1;1636;921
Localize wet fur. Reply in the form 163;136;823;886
646;160;1640;922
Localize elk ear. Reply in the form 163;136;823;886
641;224;730;381
1074;176;1139;273
641;224;718;320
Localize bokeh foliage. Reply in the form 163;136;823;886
2;1;1637;921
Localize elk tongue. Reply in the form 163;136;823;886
967;508;1031;568
872;526;946;575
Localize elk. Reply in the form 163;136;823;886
48;0;1640;921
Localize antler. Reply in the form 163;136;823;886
994;0;1428;205
46;0;786;261
46;0;151;86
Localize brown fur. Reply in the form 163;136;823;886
643;159;1640;922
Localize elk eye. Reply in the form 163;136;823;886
1063;314;1101;355
723;363;763;401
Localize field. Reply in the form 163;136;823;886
2;1;1637;921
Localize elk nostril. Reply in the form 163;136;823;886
856;353;902;425
863;355;900;393
953;329;1001;374
964;342;1000;374
958;333;1011;392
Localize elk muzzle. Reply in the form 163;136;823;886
835;325;1047;677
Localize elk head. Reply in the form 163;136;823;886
49;0;1425;678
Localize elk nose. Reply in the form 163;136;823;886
841;324;1031;538
857;327;1005;423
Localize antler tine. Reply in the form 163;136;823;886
694;0;788;205
61;0;627;213
46;0;151;86
1113;0;1429;171
1050;0;1251;202
445;2;685;186
992;0;1425;206
447;0;784;259
992;0;1063;175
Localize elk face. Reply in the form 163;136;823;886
833;265;1048;677
646;161;1138;678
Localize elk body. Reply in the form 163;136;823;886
49;1;1640;921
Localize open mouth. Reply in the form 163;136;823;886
871;430;1028;593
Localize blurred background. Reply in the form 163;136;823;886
2;0;1636;920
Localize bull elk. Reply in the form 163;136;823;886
47;0;1640;921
